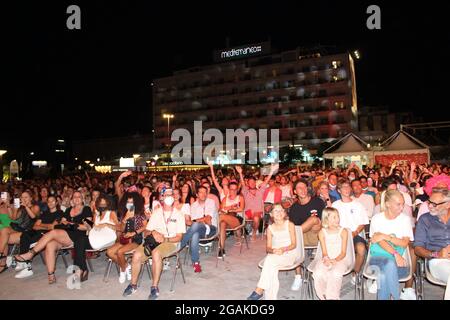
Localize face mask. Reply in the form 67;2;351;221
97;207;107;213
416;187;424;195
329;183;336;189
126;203;134;211
164;196;174;206
349;176;355;181
362;187;368;191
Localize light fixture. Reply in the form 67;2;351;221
163;114;174;119
85;160;90;164
0;150;7;156
133;154;140;159
89;163;95;167
97;158;100;162
30;152;34;156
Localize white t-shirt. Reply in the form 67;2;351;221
332;200;369;233
146;206;187;240
265;190;275;204
190;199;218;228
369;212;414;241
280;184;292;198
352;194;375;220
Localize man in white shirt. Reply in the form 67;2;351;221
123;188;186;299
332;179;369;279
351;178;375;220
180;186;218;273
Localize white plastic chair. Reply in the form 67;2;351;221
306;228;356;300
362;245;412;299
257;225;305;296
225;213;249;254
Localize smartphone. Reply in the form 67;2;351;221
1;192;7;201
14;198;21;209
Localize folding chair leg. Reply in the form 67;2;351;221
183;244;190;266
138;264;145;287
86;257;94;273
61;251;69;269
103;259;113;282
170;257;178;292
145;261;152;280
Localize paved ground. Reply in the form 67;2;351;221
0;236;446;300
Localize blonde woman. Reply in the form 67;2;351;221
368;189;413;300
311;207;349;300
247;204;297;300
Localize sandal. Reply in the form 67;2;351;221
48;272;56;284
14;248;37;263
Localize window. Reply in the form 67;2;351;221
289;107;297;114
334;101;345;110
274;108;282;116
289;120;298;128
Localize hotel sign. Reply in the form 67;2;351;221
214;42;270;62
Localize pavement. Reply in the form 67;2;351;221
0;235;446;300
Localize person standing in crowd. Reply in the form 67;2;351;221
288;179;325;291
181;186;217;273
311;207;349;300
332;179;369;284
359;176;376;199
368;190;414;300
247;205;297;300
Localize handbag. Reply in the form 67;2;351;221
88;211;117;250
89;225;117;250
143;235;161;256
370;240;406;261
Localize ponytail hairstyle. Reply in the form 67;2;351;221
381;189;403;212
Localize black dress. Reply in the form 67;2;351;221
62;206;93;271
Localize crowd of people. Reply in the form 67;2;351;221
0;160;449;300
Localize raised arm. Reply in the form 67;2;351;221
115;170;132;201
208;162;224;195
263;163;279;186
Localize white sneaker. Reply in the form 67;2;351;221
6;256;13;267
368;279;378;294
163;260;170;271
291;275;303;291
119;271;126;284
15;262;27;272
15;266;33;279
125;264;132;281
400;287;417;300
350;275;356;285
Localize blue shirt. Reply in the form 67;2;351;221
414;212;450;252
329;189;341;202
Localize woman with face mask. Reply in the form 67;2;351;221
107;192;147;284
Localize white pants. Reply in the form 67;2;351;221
257;251;297;300
429;259;450;284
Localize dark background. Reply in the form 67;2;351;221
3;1;450;143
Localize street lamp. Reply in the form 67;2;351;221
0;150;6;181
163;114;174;171
163;114;174;147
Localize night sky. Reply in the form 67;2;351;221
3;1;450;144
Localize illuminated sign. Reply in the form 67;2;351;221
214;42;270;62
119;157;135;168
